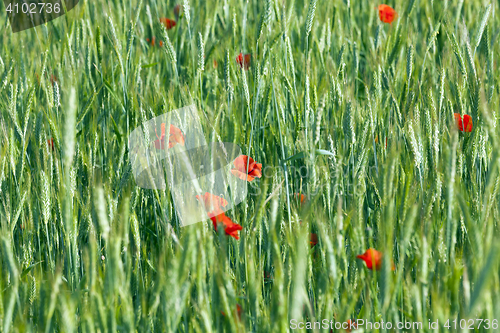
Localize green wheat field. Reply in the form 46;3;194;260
0;0;500;331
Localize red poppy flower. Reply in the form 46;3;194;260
153;124;185;150
231;155;262;182
196;192;228;211
221;303;242;320
224;222;243;240
160;18;177;30
213;59;218;68
357;248;395;271
264;270;273;279
454;113;473;132
357;248;383;270
345;319;357;332
168;125;185;147
378;4;397;24
146;37;163;47
174;4;182;20
47;138;54;151
310;233;318;247
208;209;243;240
295;193;306;204
236;53;251;70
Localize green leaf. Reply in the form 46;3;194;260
21;261;42;280
141;62;159;68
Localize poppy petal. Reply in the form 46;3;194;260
454;113;464;131
197;192;229;211
356;248;383;270
231;155;261;181
463;114;473;132
310;233;318;247
160;18;177;30
233;155;249;170
231;169;255;182
378;4;397;24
